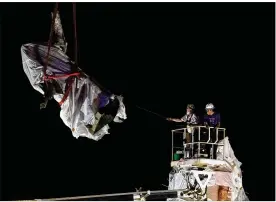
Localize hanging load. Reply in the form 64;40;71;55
21;5;127;141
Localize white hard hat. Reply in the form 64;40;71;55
205;103;215;110
110;94;115;100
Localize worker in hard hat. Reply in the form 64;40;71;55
203;103;221;158
204;103;221;129
167;104;198;158
166;104;198;126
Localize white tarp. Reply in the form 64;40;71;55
21;43;127;141
168;137;249;201
21;12;126;141
217;137;248;201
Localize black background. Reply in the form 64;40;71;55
1;2;275;201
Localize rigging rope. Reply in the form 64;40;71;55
42;3;81;107
43;2;79;78
43;2;59;82
42;3;110;106
136;105;166;119
72;3;111;94
72;2;78;68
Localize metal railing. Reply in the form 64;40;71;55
171;126;226;160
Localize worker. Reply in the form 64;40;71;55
167;104;198;158
204;103;221;129
203;103;221;158
166;104;198;126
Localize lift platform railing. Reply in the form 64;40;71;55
171;126;226;160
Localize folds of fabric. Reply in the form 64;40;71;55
21;43;127;141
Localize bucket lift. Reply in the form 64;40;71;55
28;126;247;201
168;126;246;201
171;126;226;160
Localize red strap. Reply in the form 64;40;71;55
57;73;81;106
44;72;80;81
45;3;81;107
58;78;75;106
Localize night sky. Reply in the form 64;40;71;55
1;2;275;201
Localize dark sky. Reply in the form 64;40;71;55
1;2;275;201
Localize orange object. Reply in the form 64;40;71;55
207;185;231;201
218;186;230;201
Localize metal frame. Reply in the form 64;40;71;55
36;189;187;201
171;126;226;160
189;170;214;191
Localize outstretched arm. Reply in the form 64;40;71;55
167;118;184;122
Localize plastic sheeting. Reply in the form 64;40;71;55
21;43;127;141
216;137;242;168
168;137;249;201
214;172;232;187
216;137;248;201
206;185;218;201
